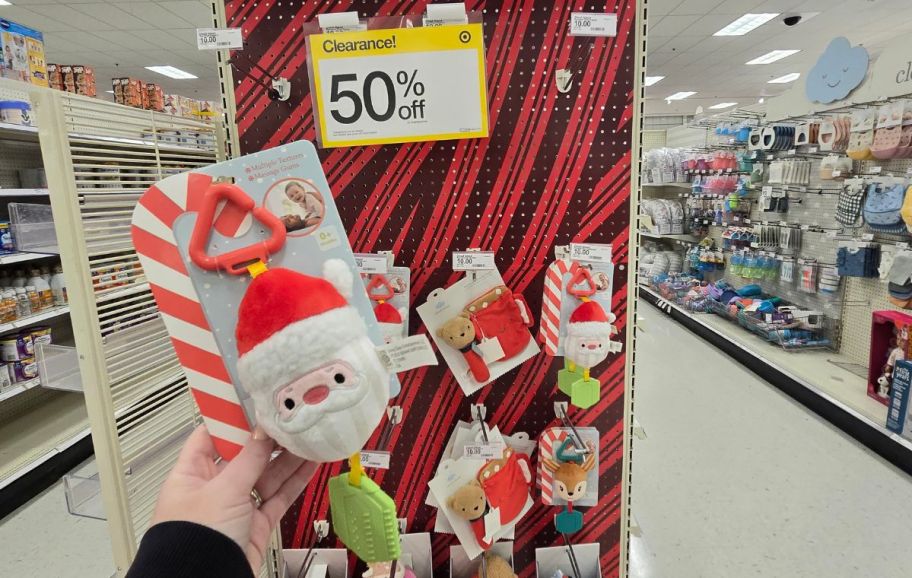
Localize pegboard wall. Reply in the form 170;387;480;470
219;1;639;577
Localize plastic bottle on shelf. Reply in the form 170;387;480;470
39;266;51;283
1;289;15;322
27;269;52;309
11;269;26;288
24;285;40;313
50;265;66;305
14;287;30;317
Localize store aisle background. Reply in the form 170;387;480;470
630;301;912;578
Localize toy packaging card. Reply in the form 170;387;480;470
536;427;599;507
0;19;47;86
418;269;539;395
356;253;411;344
556;260;617;356
166;142;401;402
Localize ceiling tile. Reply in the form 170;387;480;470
119;2;195;28
23;4;114;30
156;1;212;25
647;14;701;37
72;3;155;30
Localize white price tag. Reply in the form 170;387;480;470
808;147;818;153
310;26;488;148
452;251;496;270
354;253;389;274
476;337;505;362
800;225;810;230
762;186;773;195
787;149;796;155
196;28;243;50
862;233;875;241
870;166;883;174
317;12;366;33
569;12;618;37
375;335;438;373
569;242;613;263
832;170;842;177
360;450;391;469
424;2;468;26
464;442;504;460
906;167;912;177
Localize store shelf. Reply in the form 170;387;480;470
0;393;89;490
0;377;41;403
0;121;38;142
639;231;702;244
639;285;912;473
0;189;48;197
0;305;70;335
0;252;54;265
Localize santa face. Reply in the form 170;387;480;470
565;331;611;369
237;307;390;462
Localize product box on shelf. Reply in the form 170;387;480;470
113;77;144;108
886;359;912;440
145;83;163;112
46;63;62;91
73;65;96;97
868;311;912;405
0;18;48;87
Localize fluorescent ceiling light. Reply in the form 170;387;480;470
768;72;801;84
644;75;665;87
714;13;779;36
746;50;800;65
0;1;12;6
105;90;115;94
709;102;738;110
666;91;696;101
758;98;765;104
145;65;197;80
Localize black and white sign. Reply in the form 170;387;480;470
197;28;243;51
569;13;617;37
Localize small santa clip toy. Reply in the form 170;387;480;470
366;274;406;344
558;267;621;408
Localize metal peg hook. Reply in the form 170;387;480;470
555;402;588;454
472;404;489;444
562;533;583;578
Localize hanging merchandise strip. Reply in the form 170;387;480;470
221;2;638;576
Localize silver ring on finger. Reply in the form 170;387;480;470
250;488;263;508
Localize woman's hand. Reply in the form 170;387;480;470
151;425;317;573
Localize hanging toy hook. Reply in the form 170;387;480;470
567;267;597;300
366;274;396;302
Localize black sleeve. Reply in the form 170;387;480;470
125;521;255;578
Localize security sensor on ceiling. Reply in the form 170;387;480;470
783;15;802;26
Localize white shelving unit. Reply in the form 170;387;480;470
33;83;223;574
0;79;85;498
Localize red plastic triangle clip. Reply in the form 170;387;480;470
366;274;395;302
567;267;597;298
188;182;287;275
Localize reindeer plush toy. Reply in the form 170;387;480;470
542;438;595;534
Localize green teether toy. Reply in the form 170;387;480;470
328;454;400;563
558;358;581;395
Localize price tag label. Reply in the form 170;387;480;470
762;185;773;195
800;225;810;230
197;28;243;50
354;253;389;274
808;146;818;153
452;251;496;270
360;451;391;469
832;170;842;177
569;243;613;263
569;12;618;37
375;335;438;373
870;166;883;174
464;442;504;460
787;149;796;155
862;233;875;241
309;25;488;148
906;167;912;177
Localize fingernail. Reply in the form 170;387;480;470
252;425;269;441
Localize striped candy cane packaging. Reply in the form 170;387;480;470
131;140;402;460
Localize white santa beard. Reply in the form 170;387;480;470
249;337;390;462
564;335;610;369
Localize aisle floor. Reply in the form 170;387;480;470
630;301;912;578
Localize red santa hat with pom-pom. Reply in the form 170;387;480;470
567;300;616;338
235;259;369;392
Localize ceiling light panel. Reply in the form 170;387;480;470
644;76;665;87
714;13;779;36
746;50;800;65
144;65;197;80
768;72;801;84
666;91;696;101
709;102;738;110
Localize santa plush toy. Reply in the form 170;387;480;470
235;259;390;462
564;301;621;370
374;301;406;344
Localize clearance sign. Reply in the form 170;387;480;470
308;24;488;148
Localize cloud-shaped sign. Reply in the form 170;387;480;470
806;37;869;104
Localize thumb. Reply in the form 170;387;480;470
217;425;275;491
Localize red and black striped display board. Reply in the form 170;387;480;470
220;1;639;576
